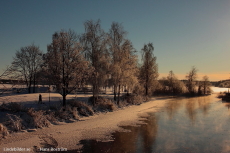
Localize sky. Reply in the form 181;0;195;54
0;0;230;81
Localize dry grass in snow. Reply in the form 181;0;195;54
68;100;94;117
5;114;23;132
0;123;9;139
27;108;51;128
94;98;117;112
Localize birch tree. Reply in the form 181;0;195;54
81;19;110;105
108;22;124;101
139;43;158;97
109;38;138;104
45;29;90;107
108;22;138;103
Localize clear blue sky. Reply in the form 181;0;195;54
1;0;230;81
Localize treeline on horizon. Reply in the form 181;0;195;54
2;19;212;106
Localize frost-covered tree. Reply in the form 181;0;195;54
198;75;211;95
11;44;43;93
45;29;90;107
108;22;138;104
81;20;110;105
139;43;158;97
186;66;198;94
108;22;125;102
166;71;186;94
121;41;139;94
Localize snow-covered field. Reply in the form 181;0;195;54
0;86;227;105
0;92;78;104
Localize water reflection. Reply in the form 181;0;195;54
138;113;158;152
186;98;198;122
197;96;211;115
77;95;230;153
225;103;230;110
165;96;212;123
78;114;158;153
165;98;183;119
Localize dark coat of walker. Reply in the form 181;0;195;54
39;94;42;104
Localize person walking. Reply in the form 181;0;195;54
39;94;42;104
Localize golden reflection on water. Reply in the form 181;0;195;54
78;95;230;153
185;98;197;122
198;96;211;115
165;98;183;119
165;96;212;123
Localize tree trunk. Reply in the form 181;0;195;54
117;84;121;106
63;88;66;107
33;73;36;93
113;85;117;101
62;54;66;107
145;74;149;97
28;79;32;93
92;84;96;106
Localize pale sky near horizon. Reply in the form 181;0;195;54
0;0;230;81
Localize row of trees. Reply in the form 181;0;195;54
10;20;145;106
157;67;211;95
8;20;211;107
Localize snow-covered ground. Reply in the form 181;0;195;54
0;94;168;151
211;87;229;93
0;86;225;151
0;92;113;110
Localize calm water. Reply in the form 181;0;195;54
77;95;230;153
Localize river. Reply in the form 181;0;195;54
77;94;230;153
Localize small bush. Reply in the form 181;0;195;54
121;94;143;105
0;123;9;138
6;114;23;132
45;110;57;123
54;105;79;121
68;100;93;117
27;108;51;128
95;98;117;112
55;108;71;120
71;107;79;120
118;100;129;107
88;96;106;105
